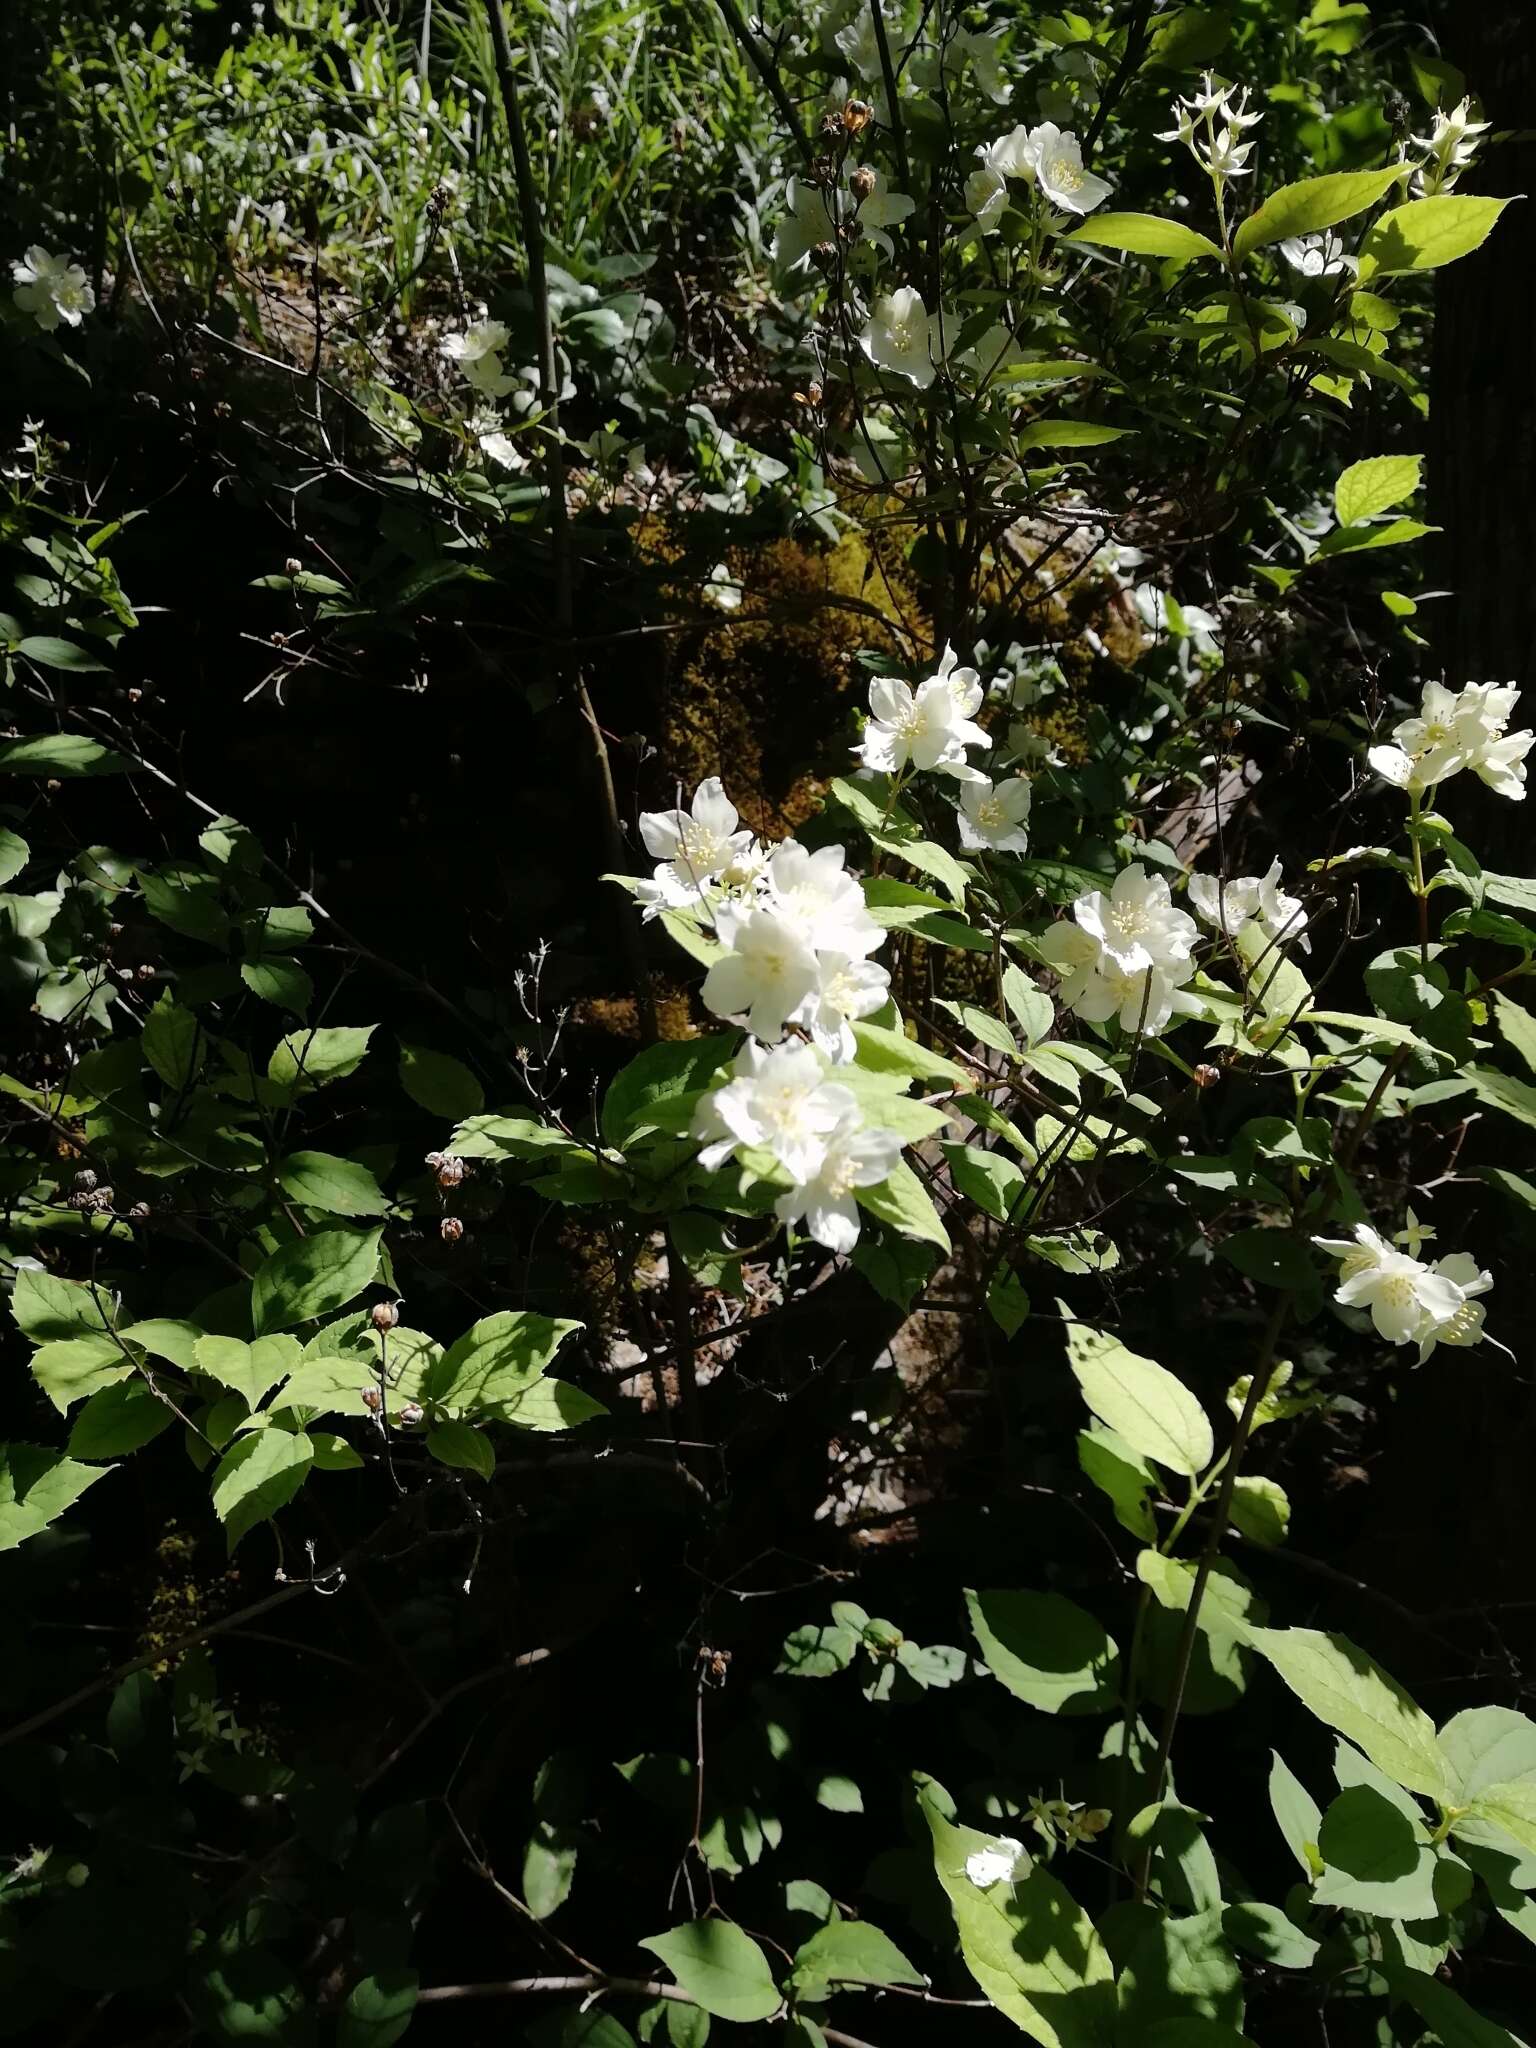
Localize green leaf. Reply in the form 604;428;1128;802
1230;1475;1290;1547
1269;1751;1323;1877
1002;966;1054;1045
1116;1904;1244;2030
11;1266;114;1342
449;1113;578;1160
278;1151;390;1217
1078;1426;1156;1541
817;1772;863;1811
1386;1965;1529;2048
141;994;203;1092
16;635;111;672
1144;4;1232;71
1249;1628;1448;1799
1495;994;1536;1078
777;1623;859;1677
118;1318;203;1370
925;1799;1116;2047
1065;213;1222;262
966;1588;1121;1714
855;1158;950;1252
942;1141;1025;1223
240;957;313;1014
638;1923;781;2024
68;1379;175;1460
1360;194;1511;275
869;826;971;904
268;1024;375;1091
194;1334;300;1411
1465;1065;1536;1130
32;1335;134;1413
1334;453;1423;527
853;1019;967;1086
1461;1775;1536;1861
211;1429;314;1551
602;1035;736;1148
1219;1230;1315;1291
487;1379;606;1431
1063;1316;1213;1477
0;732;123;775
791;1921;923;1988
0;1442;111;1549
398;1043;485;1120
338;1968;419;2048
1221;1902;1318;1972
0;827;29;886
427;1418;496;1479
1233;167;1404;262
1016;419;1133;452
425;1311;583;1413
250;1228;383;1335
1315;1784;1438;1918
1439;1706;1536;1809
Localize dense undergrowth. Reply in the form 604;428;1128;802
1;3;1534;2046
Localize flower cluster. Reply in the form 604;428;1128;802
966;121;1110;234
1038;864;1201;1034
1315;1221;1495;1361
1157;74;1263;181
11;246;94;333
635;779;900;1253
857;644;990;776
439;318;519;396
694;1040;901;1253
1188;859;1310;954
1369;680;1533;802
1410;97;1489;199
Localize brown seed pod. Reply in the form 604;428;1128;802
370;1300;401;1331
849;165;877;202
440;1216;465;1245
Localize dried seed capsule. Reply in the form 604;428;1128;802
849;165;877;202
398;1400;424;1427
440;1216;465;1245
370;1300;400;1331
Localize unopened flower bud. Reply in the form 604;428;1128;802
285;556;303;576
398;1400;424;1427
370;1300;400;1331
849;165;877;202
1193;1064;1222;1090
440;1216;464;1245
361;1385;384;1412
435;1154;466;1189
843;99;873;133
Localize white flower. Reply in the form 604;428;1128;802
703;903;822;1041
704;561;743;612
793;951;891;1063
1279;231;1357;279
1019;123;1112;216
965;1836;1025;1888
857;647;990;777
11;246;94;332
950;25;1010;104
765;841;883;958
1414;1252;1493;1362
1074;863;1197;979
1188;858;1309;953
859;287;948;390
1158;73;1262;181
478;429;526;472
775;178;834;271
638;777;756;918
958;774;1032;854
774;1114;902;1251
441;318;517;396
965;156;1010;235
1411;96;1489;198
852;166;916;260
1038;865;1200;1034
1372;680;1534;802
1313;1224;1466;1346
693;1039;856;1182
